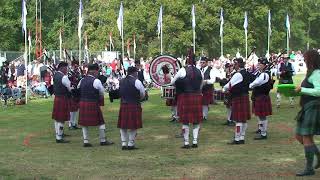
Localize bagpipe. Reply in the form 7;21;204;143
65;49;83;99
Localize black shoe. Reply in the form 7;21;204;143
181;145;190;149
255;129;261;134
122;146;128;150
296;169;315;176
254;135;267;140
192;144;198;148
56;139;70;143
203;118;207;121
83;143;92;147
227;140;241;145
239;140;245;144
100;140;114;146
69;125;80;130
127;146;138;150
170;118;176;122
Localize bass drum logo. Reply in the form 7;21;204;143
149;55;181;86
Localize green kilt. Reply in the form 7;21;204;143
296;100;320;135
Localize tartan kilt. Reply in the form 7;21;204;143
252;95;272;117
118;103;142;129
69;98;79;112
52;96;70;122
296;100;320;135
202;89;214;105
177;93;203;124
231;95;251;122
79;101;105;126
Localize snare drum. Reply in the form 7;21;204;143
162;86;176;99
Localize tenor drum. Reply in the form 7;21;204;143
162;86;176;99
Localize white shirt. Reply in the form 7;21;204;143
170;66;204;85
249;72;270;89
77;75;105;96
57;71;72;92
129;75;145;99
223;69;245;92
199;66;216;85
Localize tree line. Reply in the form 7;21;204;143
1;0;320;59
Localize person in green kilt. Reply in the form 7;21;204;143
294;50;320;176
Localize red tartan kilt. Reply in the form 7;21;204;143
79;101;105;126
52;96;70;122
69;98;79;112
202;90;214;105
253;95;272;117
117;103;142;129
231;95;251;122
177;93;203;124
166;99;177;106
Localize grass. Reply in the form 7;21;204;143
0;74;320;179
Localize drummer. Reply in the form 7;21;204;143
161;65;179;122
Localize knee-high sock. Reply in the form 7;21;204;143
69;111;77;127
193;124;200;144
202;106;209;119
276;92;281;106
99;124;106;143
240;123;247;140
173;106;179;119
54;121;58;135
56;122;64;140
120;129;128;146
234;123;243;141
258;116;265;131
227;108;232;122
182;125;190;145
82;126;89;143
304;145;315;171
259;117;268;136
128;129;137;147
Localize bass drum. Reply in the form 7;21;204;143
149;55;181;86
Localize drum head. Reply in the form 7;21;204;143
149;55;181;86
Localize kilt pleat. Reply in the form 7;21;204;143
231;95;251;122
79;101;105;126
177;93;203;124
52;96;70;122
69;98;79;112
252;95;272;117
117;103;142;129
202;89;214;105
296;100;320;135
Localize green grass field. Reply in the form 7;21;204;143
1;74;320;179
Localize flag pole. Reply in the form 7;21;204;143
245;33;248;58
161;21;163;55
59;28;62;61
287;30;289;55
28;30;31;63
121;14;124;67
221;33;223;57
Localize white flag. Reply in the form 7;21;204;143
78;0;83;39
243;11;248;35
21;0;27;35
286;14;291;38
268;10;272;35
117;2;124;37
157;5;162;38
192;5;196;29
219;8;224;37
